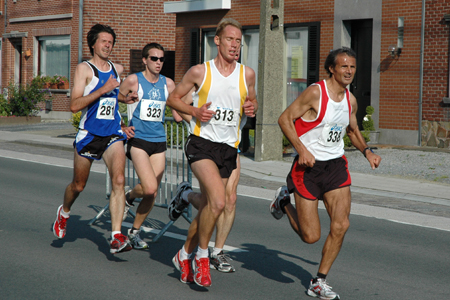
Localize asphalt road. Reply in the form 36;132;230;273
1;156;449;299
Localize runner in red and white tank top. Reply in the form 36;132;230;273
295;79;351;161
271;48;381;299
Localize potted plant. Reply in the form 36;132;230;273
49;75;60;89
363;105;380;144
57;75;69;89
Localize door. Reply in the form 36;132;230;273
349;19;373;129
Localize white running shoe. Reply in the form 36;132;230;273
168;181;192;221
270;186;290;220
127;228;148;250
307;278;340;300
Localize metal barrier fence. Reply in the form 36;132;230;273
87;117;193;242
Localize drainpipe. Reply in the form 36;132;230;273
418;0;425;146
78;0;83;63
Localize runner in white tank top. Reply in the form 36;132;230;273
166;18;258;288
273;48;381;299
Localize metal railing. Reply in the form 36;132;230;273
87;117;193;242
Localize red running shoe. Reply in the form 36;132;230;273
110;233;132;254
192;257;212;287
53;205;69;239
172;250;194;283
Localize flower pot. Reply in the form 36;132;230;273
368;131;380;144
50;83;58;89
42;83;50;89
58;82;69;89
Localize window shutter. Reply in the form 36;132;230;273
190;28;200;67
307;23;320;86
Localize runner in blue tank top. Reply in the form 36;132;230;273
119;43;182;249
52;24;139;254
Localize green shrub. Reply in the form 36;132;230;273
71;111;81;130
362;105;375;132
3;81;52;117
0;94;10;116
165;106;188;147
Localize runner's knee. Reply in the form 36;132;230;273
330;218;350;237
301;230;321;244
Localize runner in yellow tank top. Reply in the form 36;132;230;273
167;18;257;287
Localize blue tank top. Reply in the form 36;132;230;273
79;61;123;137
128;73;168;143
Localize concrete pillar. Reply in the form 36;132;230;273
254;0;284;162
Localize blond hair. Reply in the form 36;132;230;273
215;18;242;37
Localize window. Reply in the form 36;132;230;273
38;35;70;79
285;27;309;107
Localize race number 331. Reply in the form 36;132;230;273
96;97;116;120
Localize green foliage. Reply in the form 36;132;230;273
0;93;10;116
282;134;291;148
362;105;375;132
2;81;52;117
343;131;369;148
71;111;81;130
165;106;188;147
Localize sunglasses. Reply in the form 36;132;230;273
149;56;165;62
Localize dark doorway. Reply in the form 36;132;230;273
347;19;373;129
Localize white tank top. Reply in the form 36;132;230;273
190;60;248;148
295;80;351;161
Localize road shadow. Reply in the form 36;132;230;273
50;215;131;262
231;243;317;289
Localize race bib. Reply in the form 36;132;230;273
96;97;116;120
140;99;165;122
318;123;345;147
210;106;239;126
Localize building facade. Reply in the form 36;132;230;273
0;0;176;120
165;0;450;148
1;0;449;149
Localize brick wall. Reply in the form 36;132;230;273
379;0;422;131
422;0;450;122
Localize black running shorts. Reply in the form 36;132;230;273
185;134;237;178
287;155;351;200
126;138;166;160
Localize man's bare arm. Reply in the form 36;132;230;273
278;85;320;167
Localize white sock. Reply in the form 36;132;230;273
212;247;223;257
111;231;121;239
181;190;191;203
196;247;209;259
60;208;70;218
180;245;191;261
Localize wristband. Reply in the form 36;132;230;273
363;147;373;158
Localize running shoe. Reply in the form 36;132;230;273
53;205;69;239
210;251;235;273
168;181;192;221
307;278;340;300
127;228;148;250
172;250;194;283
123;186;134;221
110;233;132;254
270;186;290;220
192;257;212;287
